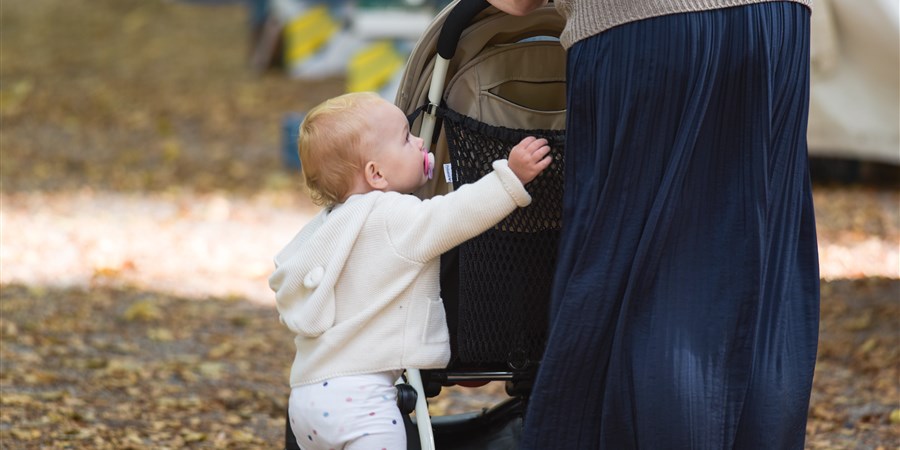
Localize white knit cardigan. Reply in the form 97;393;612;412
269;160;532;386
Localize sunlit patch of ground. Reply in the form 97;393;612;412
1;188;317;305
2;187;896;305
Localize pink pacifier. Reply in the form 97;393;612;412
423;149;435;180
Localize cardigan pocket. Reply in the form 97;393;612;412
421;297;450;344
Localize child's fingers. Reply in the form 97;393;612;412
537;154;552;169
533;144;551;160
525;138;549;153
523;145;551;166
517;136;538;150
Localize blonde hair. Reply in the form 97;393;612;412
298;92;382;207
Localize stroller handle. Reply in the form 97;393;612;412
437;0;491;60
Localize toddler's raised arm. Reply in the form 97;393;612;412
383;136;552;262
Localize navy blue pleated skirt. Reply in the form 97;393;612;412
520;3;820;449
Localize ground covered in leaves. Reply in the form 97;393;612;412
1;279;898;449
1;0;899;449
0;0;343;195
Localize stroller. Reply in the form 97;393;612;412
286;0;566;448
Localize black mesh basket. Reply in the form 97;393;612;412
437;107;565;370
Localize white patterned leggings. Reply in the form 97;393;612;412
288;371;406;450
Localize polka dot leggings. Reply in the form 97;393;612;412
288;371;406;450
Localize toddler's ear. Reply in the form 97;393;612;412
364;161;387;190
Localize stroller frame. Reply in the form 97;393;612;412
400;0;566;447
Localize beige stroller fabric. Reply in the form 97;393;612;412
394;1;566;198
399;0;899;167
446;40;567;130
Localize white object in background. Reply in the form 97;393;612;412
807;0;900;164
290;31;366;80
352;9;434;40
269;0;306;20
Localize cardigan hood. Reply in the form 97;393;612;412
268;194;379;337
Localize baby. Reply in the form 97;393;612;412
269;91;550;450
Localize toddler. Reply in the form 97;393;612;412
269;91;551;450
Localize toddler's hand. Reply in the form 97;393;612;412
508;136;551;185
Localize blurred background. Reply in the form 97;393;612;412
0;0;897;448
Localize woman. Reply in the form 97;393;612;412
487;0;820;448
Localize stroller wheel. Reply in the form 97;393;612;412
396;383;419;415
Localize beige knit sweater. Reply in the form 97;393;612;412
269;160;532;386
555;0;812;49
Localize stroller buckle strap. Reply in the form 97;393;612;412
425;102;438;117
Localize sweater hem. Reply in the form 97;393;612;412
291;364;446;387
559;0;813;49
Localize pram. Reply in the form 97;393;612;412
285;1;566;448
